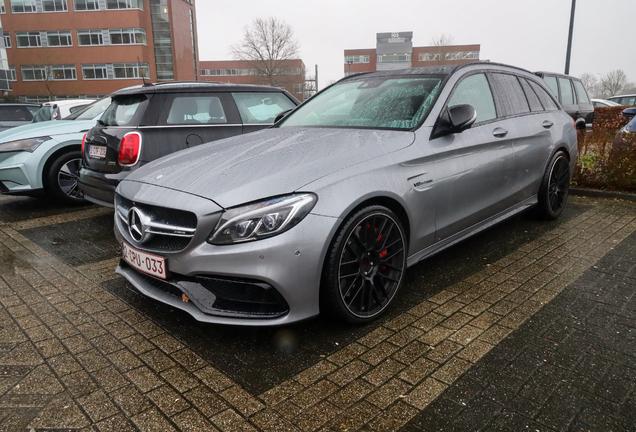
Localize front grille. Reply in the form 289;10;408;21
116;194;197;253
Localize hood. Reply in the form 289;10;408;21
125;127;415;208
0;120;96;143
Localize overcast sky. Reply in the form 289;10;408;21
196;0;635;90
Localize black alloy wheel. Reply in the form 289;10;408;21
537;151;570;220
323;206;407;323
58;158;82;200
45;150;86;204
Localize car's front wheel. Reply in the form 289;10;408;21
322;205;407;324
536;150;570;220
44;150;85;204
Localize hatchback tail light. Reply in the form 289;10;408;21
81;133;87;157
118;132;142;165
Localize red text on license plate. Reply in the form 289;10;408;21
122;241;166;279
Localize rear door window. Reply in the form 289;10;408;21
232;92;297;124
573;81;590;105
166;96;227;124
489;73;530;117
448;73;496;123
529;81;559;111
519;78;544;112
559;78;575;105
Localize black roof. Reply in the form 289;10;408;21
111;81;295;96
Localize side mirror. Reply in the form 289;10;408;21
622;107;636;119
432;104;477;138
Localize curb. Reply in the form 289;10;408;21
571;187;636;202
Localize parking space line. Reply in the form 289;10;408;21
0;198;634;431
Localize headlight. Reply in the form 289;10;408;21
208;193;317;245
0;136;51;153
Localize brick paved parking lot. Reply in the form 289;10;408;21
0;193;635;431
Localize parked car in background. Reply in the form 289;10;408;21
535;71;594;129
612;107;636;149
32;99;96;123
0;103;40;132
0;97;111;202
591;98;621;108
112;62;577;326
79;82;300;207
607;94;636;106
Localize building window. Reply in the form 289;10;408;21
189;9;196;80
77;30;103;46
201;68;257;76
344;55;370;64
9;66;16;81
0;1;5;13
82;63;107;79
109;28;146;45
293;83;303;94
105;0;142;10
419;51;479;61
150;0;173;80
16;32;42;48
21;65;48;81
47;31;72;46
42;0;67;11
73;0;99;10
3;32;10;48
377;53;411;63
113;62;149;79
10;0;36;13
50;64;76;80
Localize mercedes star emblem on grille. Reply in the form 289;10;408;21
127;207;151;244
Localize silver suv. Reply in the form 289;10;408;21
112;62;577;326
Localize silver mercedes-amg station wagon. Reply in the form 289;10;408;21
113;62;577;326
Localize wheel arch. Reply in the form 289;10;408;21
41;143;81;188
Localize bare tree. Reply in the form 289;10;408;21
430;34;455;65
230;17;301;88
580;72;597;93
600;69;627;97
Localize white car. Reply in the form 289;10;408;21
32;99;96;123
591;98;620;107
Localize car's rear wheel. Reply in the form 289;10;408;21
44;150;86;204
322;205;407;324
536;150;570;220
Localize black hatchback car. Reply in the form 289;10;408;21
535;72;594;129
79;82;299;207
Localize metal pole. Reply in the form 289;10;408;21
564;0;576;75
315;65;318;92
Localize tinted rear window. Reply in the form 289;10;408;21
543;76;559;98
0;105;35;121
519;78;544;112
573;81;590;105
232;92;297;124
490;73;530;116
559;78;575;105
100;95;146;126
529;81;559;111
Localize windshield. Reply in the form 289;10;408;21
66;97;112;120
281;76;443;130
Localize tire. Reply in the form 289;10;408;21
322;205;407;324
44;150;86;204
536;151;570;220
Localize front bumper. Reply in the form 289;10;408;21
114;181;340;325
0;151;37;194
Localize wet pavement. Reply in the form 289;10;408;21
0;193;635;431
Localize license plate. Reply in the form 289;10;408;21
89;145;107;158
122;241;167;279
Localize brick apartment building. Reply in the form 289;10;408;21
0;15;11;92
345;32;480;76
199;59;307;101
2;0;199;102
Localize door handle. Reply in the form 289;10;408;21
492;127;508;138
542;120;554;129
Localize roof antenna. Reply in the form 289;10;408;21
138;56;152;86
